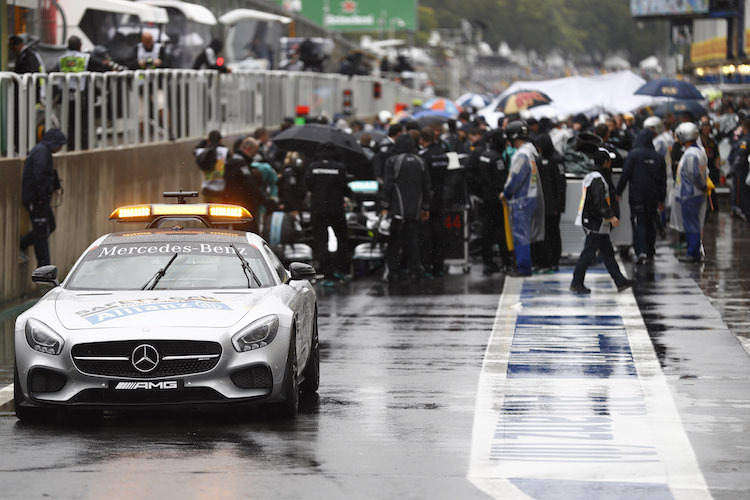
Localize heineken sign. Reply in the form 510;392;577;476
277;0;417;32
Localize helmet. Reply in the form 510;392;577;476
506;120;528;141
377;110;393;123
675;122;699;144
643;116;665;134
91;45;110;61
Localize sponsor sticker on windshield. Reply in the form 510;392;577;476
76;296;231;325
91;243;251;259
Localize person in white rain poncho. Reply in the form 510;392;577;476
670;122;708;263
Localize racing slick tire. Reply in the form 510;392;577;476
299;313;320;394
14;362;52;423
278;330;300;418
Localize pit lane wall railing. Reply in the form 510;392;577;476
0;70;430;304
0;69;430;157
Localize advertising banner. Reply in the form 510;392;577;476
630;0;709;17
277;0;417;32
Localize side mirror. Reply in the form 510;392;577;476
32;265;59;287
289;262;316;281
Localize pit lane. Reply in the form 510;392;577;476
0;213;749;499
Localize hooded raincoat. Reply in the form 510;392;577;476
669;144;708;235
22;128;67;207
503;142;545;247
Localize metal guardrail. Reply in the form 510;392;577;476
1;69;431;158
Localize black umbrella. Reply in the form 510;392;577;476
273;124;366;162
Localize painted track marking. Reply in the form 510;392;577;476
0;384;13;407
468;273;711;499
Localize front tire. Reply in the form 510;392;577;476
300;314;319;394
279;331;299;418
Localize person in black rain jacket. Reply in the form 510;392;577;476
467;129;512;274
305;143;351;282
20;128;67;266
418;127;450;276
534;133;567;270
278;152;307;215
616;128;666;263
380;135;432;282
570;147;631;294
223;137;268;233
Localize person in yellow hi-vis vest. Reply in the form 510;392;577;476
52;36;109;149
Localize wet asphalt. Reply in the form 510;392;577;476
0;209;748;499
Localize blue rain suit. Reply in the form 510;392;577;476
503;142;544;274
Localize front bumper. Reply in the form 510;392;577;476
15;328;292;410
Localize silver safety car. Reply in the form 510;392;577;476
14;197;319;421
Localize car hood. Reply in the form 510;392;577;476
55;289;273;330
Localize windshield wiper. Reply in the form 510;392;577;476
230;243;262;288
141;252;179;290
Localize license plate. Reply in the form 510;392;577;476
109;380;183;391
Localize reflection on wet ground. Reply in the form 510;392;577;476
696;209;750;354
625;212;750;499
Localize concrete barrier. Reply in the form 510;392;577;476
1;139;204;304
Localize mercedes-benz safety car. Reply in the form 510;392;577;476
14;195;319;421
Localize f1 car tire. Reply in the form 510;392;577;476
279;330;299;418
299;313;319;394
14;362;51;423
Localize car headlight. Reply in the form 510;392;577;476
25;319;64;355
232;315;279;352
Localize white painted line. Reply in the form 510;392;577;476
0;384;14;406
468;273;711;499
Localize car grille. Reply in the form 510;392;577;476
71;340;222;379
230;365;273;389
68;387;228;405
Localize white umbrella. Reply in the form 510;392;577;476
456;92;492;109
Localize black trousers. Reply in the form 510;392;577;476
387;218;421;277
420;210;446;273
310;210;348;277
738;165;750;219
481;201;512;267
572;231;627;287
542;212;562;268
630;206;657;259
20;202;55;267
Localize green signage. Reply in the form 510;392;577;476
277;0;417;32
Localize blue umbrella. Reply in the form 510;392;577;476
456;92;493;109
635;78;703;100
651;100;707;118
413;109;454;120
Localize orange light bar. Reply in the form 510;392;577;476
110;205;151;219
109;203;252;222
209;205;251;218
152;204;208;216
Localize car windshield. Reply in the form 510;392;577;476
66;240;275;290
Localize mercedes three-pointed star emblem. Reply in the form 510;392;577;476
131;344;160;373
